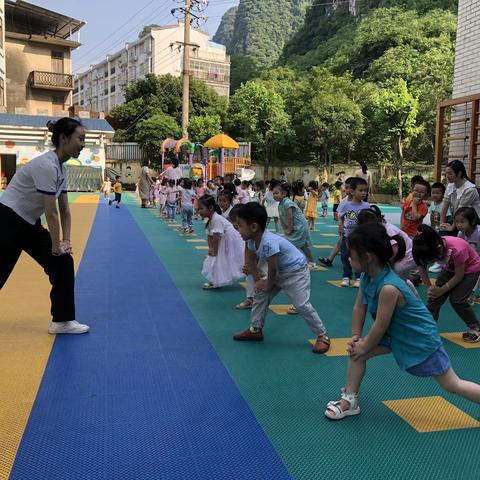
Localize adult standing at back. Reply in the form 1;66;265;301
355;161;373;192
138;160;153;208
441;160;480;232
0;118;89;334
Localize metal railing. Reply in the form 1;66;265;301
30;71;74;91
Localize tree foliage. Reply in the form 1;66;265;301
217;1;457;167
136;114;181;168
188;115;222;144
108;74;227;142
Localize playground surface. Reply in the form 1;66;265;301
1;193;479;480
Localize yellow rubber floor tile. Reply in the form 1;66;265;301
320;233;338;237
383;396;480;433
73;195;99;204
186;239;207;243
310;265;327;271
195;246;209;250
269;304;294;315
168;224;181;227
328;280;355;288
0;203;96;478
239;282;247;289
308;338;351;356
180;233;197;237
313;245;335;249
440;332;480;349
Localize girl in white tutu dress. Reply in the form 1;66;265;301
198;195;245;289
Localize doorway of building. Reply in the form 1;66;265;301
0;154;17;189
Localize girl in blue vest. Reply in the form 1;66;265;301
325;223;480;420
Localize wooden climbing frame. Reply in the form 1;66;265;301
435;93;480;181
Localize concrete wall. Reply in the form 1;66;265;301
5;36;72;116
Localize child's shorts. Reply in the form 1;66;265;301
115;193;122;203
333;203;339;213
406;345;451;377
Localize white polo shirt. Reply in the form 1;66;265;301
0;150;67;225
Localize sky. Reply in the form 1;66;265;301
32;0;238;73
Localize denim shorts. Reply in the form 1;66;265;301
406;345;452;377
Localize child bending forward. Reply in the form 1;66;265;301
233;203;330;354
198;195;245;289
325;223;480;420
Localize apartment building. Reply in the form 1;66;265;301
3;0;84;116
0;0;5;109
73;23;230;113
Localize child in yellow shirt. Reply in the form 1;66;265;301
109;175;122;209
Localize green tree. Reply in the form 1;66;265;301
375;80;420;198
227;81;292;177
188;115;222;144
109;74;227;140
136;114;181;169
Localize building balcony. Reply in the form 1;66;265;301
30;71;74;91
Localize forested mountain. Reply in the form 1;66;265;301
212;6;237;51
215;0;310;68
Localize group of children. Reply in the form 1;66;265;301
184;173;480;422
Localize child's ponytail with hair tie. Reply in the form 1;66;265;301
413;225;445;267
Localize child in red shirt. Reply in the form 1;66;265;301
401;179;430;238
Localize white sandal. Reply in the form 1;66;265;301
325;388;360;420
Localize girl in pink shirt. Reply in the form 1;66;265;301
413;225;480;342
194;179;206;219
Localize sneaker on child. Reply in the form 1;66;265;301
341;277;350;287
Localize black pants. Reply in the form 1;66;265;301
0;203;75;322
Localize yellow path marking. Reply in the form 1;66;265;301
314;245;335;249
310;265;327;271
269;305;294;315
0;202;97;478
440;332;480;349
320;233;337;237
180;233;197;237
168;223;181;227
328;280;357;288
186;239;207;243
308;338;351;356
73;195;100;204
383;396;480;433
195;246;209;250
239;282;247;289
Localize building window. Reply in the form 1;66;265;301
51;50;64;74
110;85;116;93
104;89;108;95
104;70;108;78
110;67;116;75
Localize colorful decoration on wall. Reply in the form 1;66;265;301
35;144;45;152
19;157;29;165
4;141;15;149
91;154;100;163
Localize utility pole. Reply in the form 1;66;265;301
171;0;208;139
182;0;191;138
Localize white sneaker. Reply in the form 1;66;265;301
353;279;361;288
341;277;350;287
429;262;443;273
48;320;90;334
